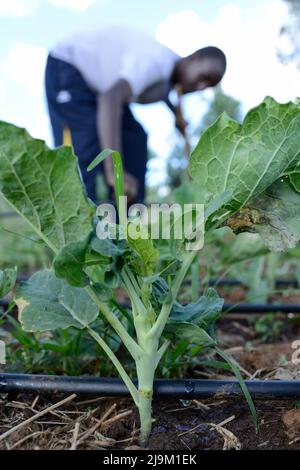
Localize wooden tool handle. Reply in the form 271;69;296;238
175;85;191;158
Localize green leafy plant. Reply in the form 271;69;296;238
0;268;17;299
0;197;51;273
1;96;300;443
1;315;124;376
253;313;284;343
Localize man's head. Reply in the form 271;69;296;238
173;46;226;93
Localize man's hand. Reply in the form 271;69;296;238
123;171;139;203
106;169;139;203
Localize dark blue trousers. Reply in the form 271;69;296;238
45;55;148;202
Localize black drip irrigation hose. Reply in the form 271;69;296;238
1;373;300;399
222;303;300;313
209;279;299;288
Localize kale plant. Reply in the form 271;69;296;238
1;97;300;443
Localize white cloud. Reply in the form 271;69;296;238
156;10;212;57
0;42;47;95
0;0;39;17
0;0;103;17
156;1;300;111
0;42;50;143
49;0;104;12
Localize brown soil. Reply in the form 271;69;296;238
1;289;300;451
282;409;300;439
0;395;300;450
1;330;300;450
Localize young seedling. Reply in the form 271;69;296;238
1;97;300;443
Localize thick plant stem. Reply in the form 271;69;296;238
135;339;158;445
138;392;153;445
133;251;199;443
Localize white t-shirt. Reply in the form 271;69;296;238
51;25;180;101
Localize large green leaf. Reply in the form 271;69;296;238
90;236;127;258
169;288;224;326
165;322;216;348
174;181;212;206
16;270;99;332
0;122;94;253
189;97;300;210
0;267;17;298
289;172;300;194
53;236;90;287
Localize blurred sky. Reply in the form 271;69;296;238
0;0;299;185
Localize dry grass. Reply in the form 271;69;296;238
0;395;137;450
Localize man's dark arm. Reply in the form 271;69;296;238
97;79;138;199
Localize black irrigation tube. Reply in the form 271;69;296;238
209;279;299;288
1;373;300;399
222;303;300;313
